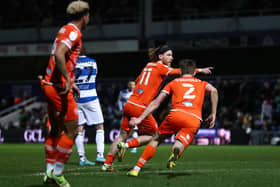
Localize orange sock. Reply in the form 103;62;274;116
56;135;74;163
45;137;57;164
136;145;156;168
127;138;140;148
53;136;61;147
45;136;61;163
104;153;116;165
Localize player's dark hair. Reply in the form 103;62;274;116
179;59;196;75
148;40;171;62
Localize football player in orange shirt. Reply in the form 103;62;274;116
127;59;218;176
40;1;90;186
101;42;214;171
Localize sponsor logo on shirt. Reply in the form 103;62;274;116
183;101;193;107
46;68;52;75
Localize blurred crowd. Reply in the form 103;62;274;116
98;76;280;145
1;76;280;145
213;76;280;144
1;0;280;29
7;105;48;130
0;96;15;110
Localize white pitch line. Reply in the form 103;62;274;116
17;167;280;178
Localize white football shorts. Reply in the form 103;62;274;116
77;99;104;126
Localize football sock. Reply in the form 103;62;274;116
136;145;156;168
133;165;141;172
75;131;86;161
53;161;65;176
132;131;138;139
45;136;60;173
104;153;116;165
96;129;104;158
46;163;55;174
127;138;140;148
56;135;74;163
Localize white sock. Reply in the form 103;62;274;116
132;131;138;139
133;165;141;171
96;129;104;158
124;143;129;148
53;162;64;176
46;163;55;174
132;131;138;149
75;131;86;161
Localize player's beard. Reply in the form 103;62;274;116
81;18;89;30
81;21;86;30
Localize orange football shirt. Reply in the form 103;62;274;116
44;23;82;88
128;62;180;107
162;76;209;120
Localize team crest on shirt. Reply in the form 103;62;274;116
46;67;52;75
69;31;78;41
137;88;143;94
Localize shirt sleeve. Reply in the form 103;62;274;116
161;82;172;95
61;27;81;49
167;68;181;76
204;81;211;94
156;63;168;76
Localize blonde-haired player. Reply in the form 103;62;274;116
41;1;90;186
66;0;90;15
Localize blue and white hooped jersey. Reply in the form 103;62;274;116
75;55;98;103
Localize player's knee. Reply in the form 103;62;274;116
95;124;104;130
65;130;78;140
118;129;130;141
77;125;84;132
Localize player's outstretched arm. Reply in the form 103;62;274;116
194;67;214;76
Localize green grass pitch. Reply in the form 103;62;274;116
0;144;279;187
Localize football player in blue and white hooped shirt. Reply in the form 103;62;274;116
116;80;138;153
74;51;105;165
117;80;136;112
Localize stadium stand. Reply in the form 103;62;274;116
1;0;280;29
